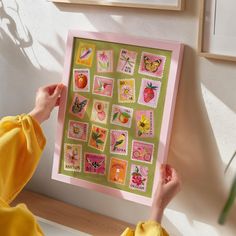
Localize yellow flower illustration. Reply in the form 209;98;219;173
137;115;150;136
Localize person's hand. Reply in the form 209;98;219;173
29;84;64;124
150;164;181;223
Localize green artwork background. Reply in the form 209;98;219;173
59;37;172;198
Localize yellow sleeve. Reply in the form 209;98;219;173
0;114;46;236
121;221;169;236
0;114;46;204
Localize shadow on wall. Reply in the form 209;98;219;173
0;0;63;116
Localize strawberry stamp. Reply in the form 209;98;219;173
131;140;154;164
84;153;106;175
75;42;96;67
139;52;166;78
129;164;148;192
117;79;135;103
110;104;133;128
135;110;154;138
93;75;114;97
64;143;82;172
88;125;108;152
108;157;128;185
97;50;113;73
70;94;89;119
117;49;137;75
138;78;161;108
73;69;90;92
68;120;89;142
91;99;110;124
110;130;128;155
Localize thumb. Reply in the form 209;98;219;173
52;84;64;99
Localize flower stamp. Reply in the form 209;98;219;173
97;50;113;73
108;157;128;185
139;52;166;78
117;49;137;75
92;75;114;98
68;120;89;142
91;99;110;124
110;130;128;155
135;110;154;138
88;125;108;152
64;143;82;172
75;42;96;67
138;78;161;108
131;140;154;164
70;94;89;119
73;69;90;92
84;153;106;175
129;164;148;192
110;105;133;128
117;79;135;103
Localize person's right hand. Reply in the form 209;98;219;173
29;84;64;124
150;164;181;223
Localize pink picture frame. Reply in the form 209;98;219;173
52;31;184;206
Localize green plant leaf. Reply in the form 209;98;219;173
96;139;104;145
121;112;131;118
112;112;119;121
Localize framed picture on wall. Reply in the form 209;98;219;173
198;0;236;62
49;0;185;11
52;31;184;206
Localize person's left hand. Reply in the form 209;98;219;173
29;84;64;124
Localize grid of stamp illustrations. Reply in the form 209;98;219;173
59;37;172;197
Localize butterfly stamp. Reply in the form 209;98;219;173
90;99;110;124
70;94;89;119
97;50;113;73
139;52;166;78
84;153;106;175
75;42;96;67
73;69;90;92
131;140;154;164
117;79;135;103
135;110;154;138
92;75;114;98
67;120;89;142
117;49;137;75
108;157;128;185
138;78;162;108
88;125;108;152
64;143;82;172
129;164;148;192
110;130;128;155
110;104;133;128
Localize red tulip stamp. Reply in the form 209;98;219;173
110;130;128;155
97;50;113;73
138;78;161;108
73;69;90;92
92;75;114;97
68;120;89;142
129;164;148;192
117;49;137;75
110;104;133;128
91;99;110;124
131;140;154;164
64;143;82;172
88;125;108;152
84;153;106;175
70;94;89;119
138;52;166;78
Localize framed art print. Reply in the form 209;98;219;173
52;31;184;206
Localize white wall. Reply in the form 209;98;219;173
1;0;236;235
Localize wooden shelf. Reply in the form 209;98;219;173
11;190;134;236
